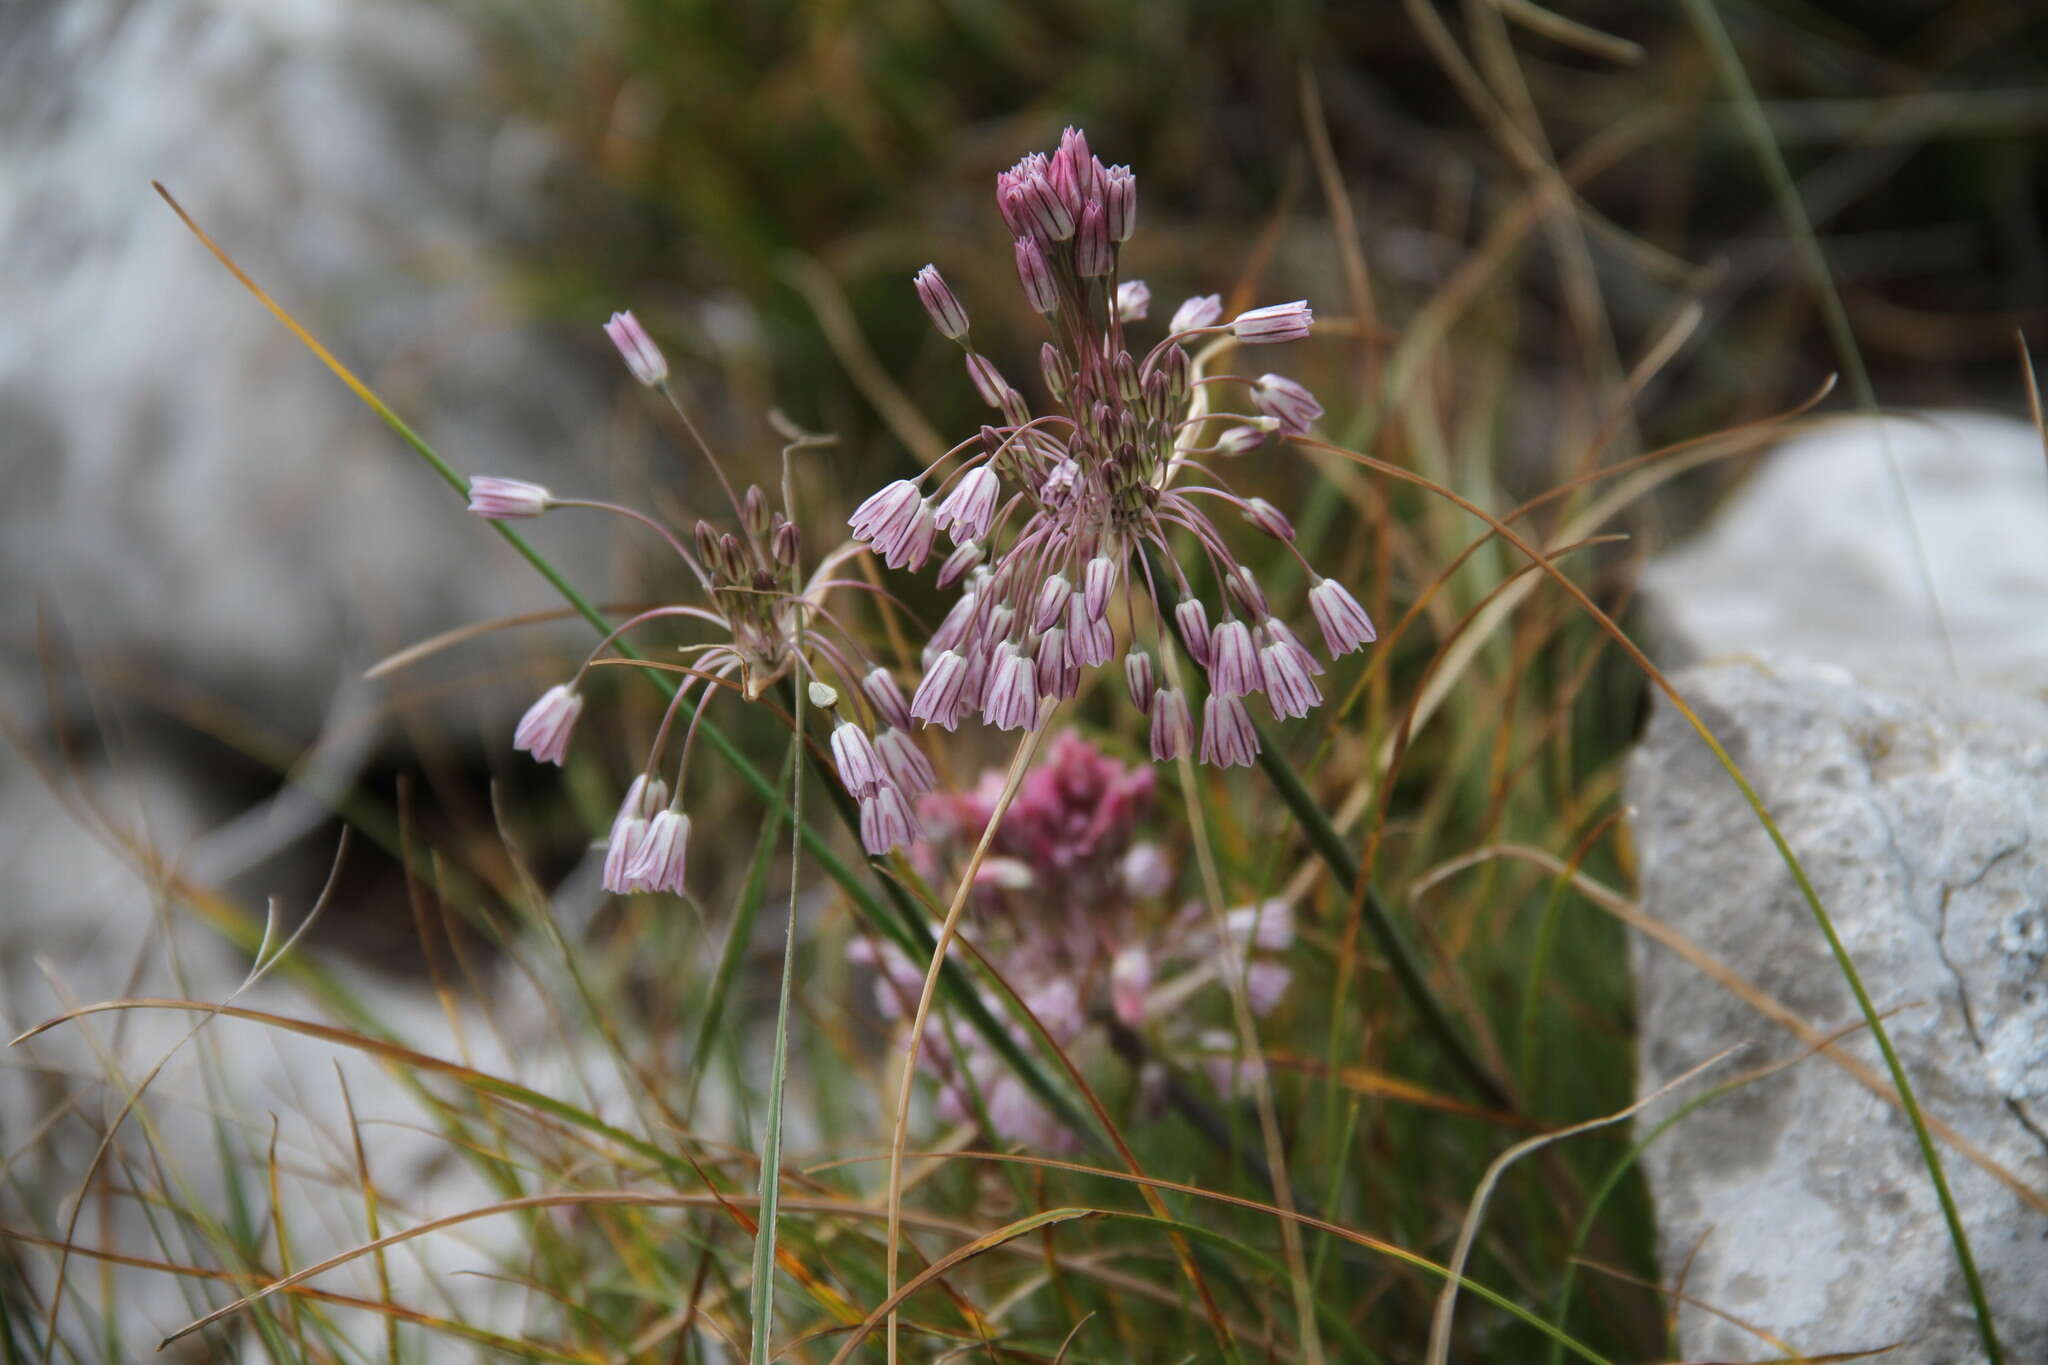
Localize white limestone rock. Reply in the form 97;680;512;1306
1628;657;2048;1363
1641;411;2048;692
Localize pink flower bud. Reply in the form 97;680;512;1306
1206;619;1259;699
1149;687;1193;761
1199;694;1260;768
1083;555;1119;620
1259;639;1322;719
1102;165;1137;242
913;264;970;340
1115;279;1151;322
1308;577;1377;656
862;668;913;731
1121;842;1174;898
935;541;985;589
831;720;886;797
467;476;552;520
911;649;971;730
858;781;919;855
965;352;1014;409
512;684;582;765
876;726;936;797
981;642;1040;731
1122;649;1154;706
624;809;691;895
1074;200;1113;277
603;310;668;386
1033;574;1073;633
1175;598;1212;666
1170;294;1224;332
933;466;1001;545
1252;373;1324;435
1214;424;1272;456
848;479;922;548
1244;497;1294;542
1231;300;1314;344
1014;237;1058;314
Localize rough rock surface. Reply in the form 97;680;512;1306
1629;657;2048;1363
1641;411;2048;690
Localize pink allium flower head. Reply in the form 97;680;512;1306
1111;944;1152;1028
913;264;970;340
513;684;583;765
1032;574;1073;632
859;781;919;855
854;128;1364;766
862;667;913;731
468;475;552;520
876;725;936;797
911;649;971;729
1228;899;1295;953
625;809;691;895
1014;237;1059;314
981;642;1040;731
1252;373;1324;435
933;466;1001;544
1122;648;1154;706
831;719;886;797
1175;598;1212;666
1206;619;1259;700
1115;279;1150;322
1247;961;1292;1016
1260;638;1322;720
1200;694;1260;768
1231;300;1314;344
1244;497;1294;542
1150;687;1193;761
603;310;668;387
1309;577;1378;656
1170;293;1224;333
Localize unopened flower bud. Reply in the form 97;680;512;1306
966;353;1011;408
743;484;770;535
603;310;668;387
772;519;802;568
1015;237;1058;314
913;264;970;340
1113;350;1142;403
1252;373;1324;435
467;476;552;520
1244;497;1294;542
1123;648;1154;706
1175;597;1212;666
1169;294;1223;333
1102;165;1137;242
1231;300;1314;344
1041;342;1074;402
1116;279;1150;322
1075;200;1113;277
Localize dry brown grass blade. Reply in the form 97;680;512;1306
830;1209;1101;1365
1425;1048;1741;1365
0;1227;602;1364
1264;1053;1538;1131
363;602;654;679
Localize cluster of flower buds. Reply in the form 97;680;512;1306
851;127;1375;767
852;735;1297;1149
474;310;937;894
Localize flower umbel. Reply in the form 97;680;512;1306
857;126;1373;764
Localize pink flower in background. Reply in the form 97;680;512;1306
852;735;1296;1149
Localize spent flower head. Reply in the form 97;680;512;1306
855;127;1373;766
